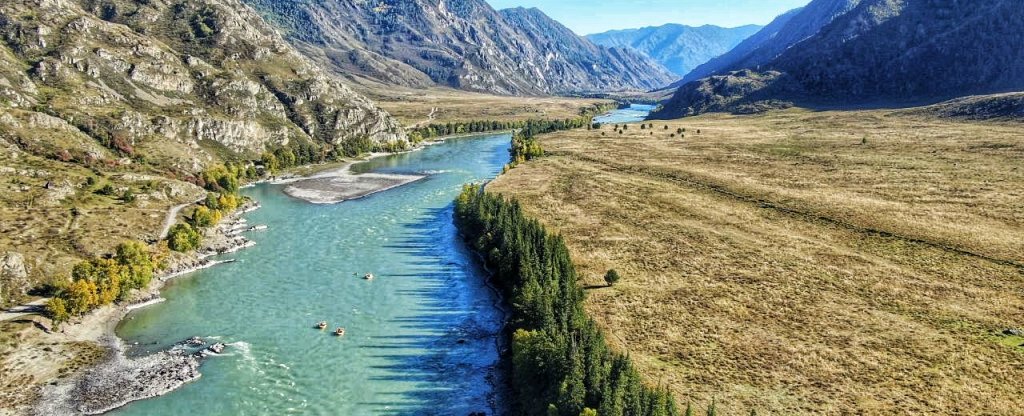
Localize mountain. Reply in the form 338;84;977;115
0;0;406;173
677;0;866;86
0;0;410;294
904;93;1024;121
242;1;676;95
677;8;804;85
587;24;762;78
652;0;1024;119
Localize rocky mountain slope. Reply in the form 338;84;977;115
243;0;676;95
677;0;865;86
653;0;1024;118
0;0;406;302
904;93;1024;121
677;8;804;85
0;0;405;168
587;24;761;78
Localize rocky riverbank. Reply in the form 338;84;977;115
33;338;201;415
16;202;263;416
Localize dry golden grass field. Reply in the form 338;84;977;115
363;86;614;127
0;151;205;289
487;108;1024;415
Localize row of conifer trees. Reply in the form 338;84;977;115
454;185;679;416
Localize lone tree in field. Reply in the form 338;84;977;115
604;269;621;286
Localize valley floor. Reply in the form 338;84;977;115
361;85;613;127
486;108;1024;414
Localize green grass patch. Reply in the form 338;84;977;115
997;335;1024;351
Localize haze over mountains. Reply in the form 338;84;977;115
244;0;676;95
653;0;1024;118
587;24;762;78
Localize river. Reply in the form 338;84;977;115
593;104;657;124
111;106;652;415
114;133;512;415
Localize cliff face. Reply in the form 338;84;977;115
654;0;1024;118
587;24;762;78
0;0;409;292
244;0;676;95
0;0;406;175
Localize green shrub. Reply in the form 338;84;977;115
167;223;202;252
604;269;621;286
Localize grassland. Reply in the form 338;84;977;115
0;148;205;293
361;86;614;127
486;108;1024;414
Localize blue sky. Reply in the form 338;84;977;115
485;0;810;35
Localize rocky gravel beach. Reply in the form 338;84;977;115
33;338;203;415
283;165;426;204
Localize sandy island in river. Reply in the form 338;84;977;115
282;165;426;204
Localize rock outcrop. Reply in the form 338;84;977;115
0;251;29;307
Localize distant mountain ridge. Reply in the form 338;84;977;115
587;24;762;78
652;0;1024;119
244;0;676;95
677;8;804;86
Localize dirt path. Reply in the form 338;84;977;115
158;198;202;239
411;106;438;129
0;298;48;322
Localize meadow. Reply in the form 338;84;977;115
487;108;1024;414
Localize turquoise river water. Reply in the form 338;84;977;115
114;133;513;415
594;104;657;124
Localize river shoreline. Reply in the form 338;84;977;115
30;201;263;415
20;132;510;415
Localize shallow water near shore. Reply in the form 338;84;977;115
113;133;513;415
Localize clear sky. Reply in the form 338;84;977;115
485;0;810;35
